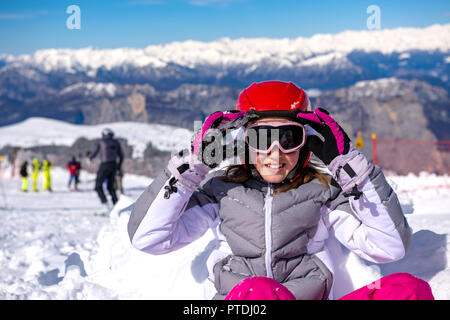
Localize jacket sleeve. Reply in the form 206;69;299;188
322;166;412;264
89;142;100;160
128;168;220;255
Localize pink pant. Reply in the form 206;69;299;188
225;273;434;300
338;273;434;300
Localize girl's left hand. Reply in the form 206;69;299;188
296;108;352;165
297;108;373;196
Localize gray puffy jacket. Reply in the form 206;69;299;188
128;164;411;299
89;136;123;167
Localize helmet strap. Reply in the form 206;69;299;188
246;110;301;122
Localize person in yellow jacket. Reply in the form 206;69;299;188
355;128;365;150
31;157;41;192
42;159;52;192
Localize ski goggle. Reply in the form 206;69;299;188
244;121;306;154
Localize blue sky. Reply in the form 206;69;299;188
0;0;449;55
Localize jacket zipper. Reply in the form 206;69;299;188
264;183;274;279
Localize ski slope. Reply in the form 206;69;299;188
0;165;449;300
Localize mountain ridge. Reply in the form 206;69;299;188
0;24;448;150
1;24;449;73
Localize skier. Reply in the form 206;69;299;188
127;81;433;300
67;156;81;191
31;157;40;192
19;161;28;192
42;159;52;192
355;128;364;150
89;128;123;215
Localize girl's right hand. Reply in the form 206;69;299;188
192;110;248;168
167;110;248;192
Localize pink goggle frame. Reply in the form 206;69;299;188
244;121;306;154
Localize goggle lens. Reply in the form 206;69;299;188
245;122;306;153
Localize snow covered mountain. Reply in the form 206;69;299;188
0;24;449;130
1;24;449;74
0;117;194;177
314;77;450;141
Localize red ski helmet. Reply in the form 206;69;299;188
236;80;311;114
236;80;313;178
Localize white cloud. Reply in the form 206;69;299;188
127;1;166;5
188;0;247;7
0;10;48;20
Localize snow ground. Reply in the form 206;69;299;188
0;166;448;300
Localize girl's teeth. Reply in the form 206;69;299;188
266;164;283;169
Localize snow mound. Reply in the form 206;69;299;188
87;196;215;299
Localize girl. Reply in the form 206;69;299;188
127;81;433;300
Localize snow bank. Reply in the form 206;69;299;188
387;172;450;215
87;196;215;299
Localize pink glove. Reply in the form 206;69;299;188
297;108;373;197
296;107;351;165
166;110;248;194
192;110;248;168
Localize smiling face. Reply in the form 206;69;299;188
248;117;301;184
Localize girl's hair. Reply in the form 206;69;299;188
219;156;331;194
